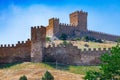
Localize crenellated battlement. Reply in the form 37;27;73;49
31;26;46;33
46;44;111;52
49;17;59;21
0;44;15;48
59;23;77;27
0;39;31;48
88;30;120;37
16;39;31;47
70;10;88;16
31;25;45;29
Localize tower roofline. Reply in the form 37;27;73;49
70;10;88;15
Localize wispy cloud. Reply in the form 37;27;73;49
0;3;120;44
0;4;72;44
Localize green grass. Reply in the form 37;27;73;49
0;62;100;75
69;66;100;75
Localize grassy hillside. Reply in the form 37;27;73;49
0;62;99;80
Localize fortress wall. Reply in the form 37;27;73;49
87;30;120;41
45;44;110;65
59;23;76;37
79;48;110;65
0;39;31;63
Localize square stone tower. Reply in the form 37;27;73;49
46;18;59;38
31;26;46;62
70;10;88;31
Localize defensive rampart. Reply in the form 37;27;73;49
87;30;120;41
0;39;31;63
44;44;111;65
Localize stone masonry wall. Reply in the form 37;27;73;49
0;39;31;63
59;23;76;37
44;44;110;65
74;30;120;41
87;30;120;41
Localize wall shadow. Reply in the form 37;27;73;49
0;62;23;69
43;62;70;71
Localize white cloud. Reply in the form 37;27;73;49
0;4;71;44
0;4;120;44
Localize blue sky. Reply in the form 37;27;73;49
0;0;120;44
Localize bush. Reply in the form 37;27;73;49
60;33;68;40
95;39;103;43
84;70;101;80
84;44;89;47
62;40;68;46
84;44;120;80
42;71;54;80
73;38;81;41
46;37;51;42
19;75;27;80
81;36;103;43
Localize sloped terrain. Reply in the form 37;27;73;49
0;62;99;80
0;62;83;80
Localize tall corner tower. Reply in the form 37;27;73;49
69;10;88;31
31;26;46;62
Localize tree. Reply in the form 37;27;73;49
81;37;86;41
96;39;103;43
42;71;54;80
19;75;27;80
62;40;69;46
85;36;89;42
84;44;120;80
60;33;68;40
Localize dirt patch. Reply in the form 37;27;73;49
0;69;84;80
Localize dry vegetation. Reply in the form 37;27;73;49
0;62;100;80
47;40;116;50
0;62;85;80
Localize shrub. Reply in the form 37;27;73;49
42;71;54;80
60;33;68;40
73;38;81;41
95;39;103;43
62;40;68;46
19;75;27;80
84;44;120;80
84;44;89;47
46;37;51;42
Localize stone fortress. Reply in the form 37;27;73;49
0;10;120;65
